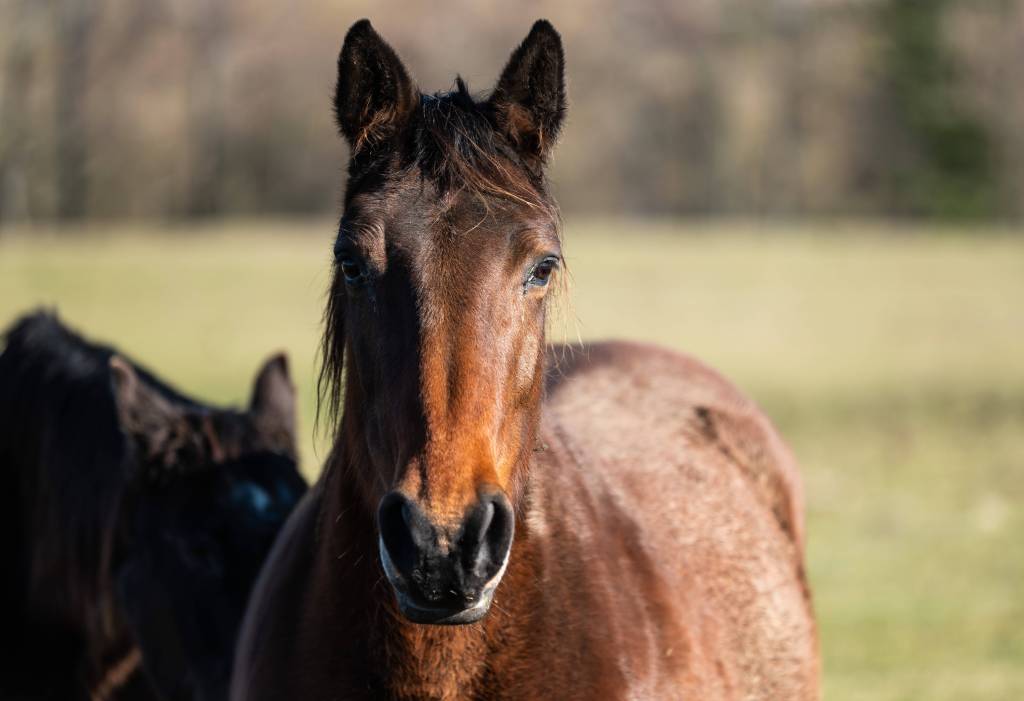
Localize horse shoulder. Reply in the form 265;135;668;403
545;340;805;551
540;340;818;699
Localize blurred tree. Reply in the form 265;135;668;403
185;0;226;217
0;0;1019;225
0;1;37;224
54;0;95;221
875;0;998;218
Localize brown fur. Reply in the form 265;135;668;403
233;19;818;700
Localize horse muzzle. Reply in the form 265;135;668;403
377;488;514;625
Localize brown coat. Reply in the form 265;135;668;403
233;342;818;700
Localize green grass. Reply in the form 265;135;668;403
2;219;1022;699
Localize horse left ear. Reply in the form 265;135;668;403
489;20;567;165
109;355;206;475
110;355;183;458
250;353;297;456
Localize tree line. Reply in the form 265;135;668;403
1;0;1021;224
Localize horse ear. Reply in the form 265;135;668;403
109;356;192;472
489;20;566;165
250;352;297;456
334;19;418;152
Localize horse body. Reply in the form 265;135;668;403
0;311;306;700
235;344;816;700
234;19;818;700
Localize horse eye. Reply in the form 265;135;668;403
339;256;365;285
528;257;559;288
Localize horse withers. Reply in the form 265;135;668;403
233;19;819;700
0;311;306;700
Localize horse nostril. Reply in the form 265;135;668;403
378;492;421;581
468;501;495;551
462;491;514;582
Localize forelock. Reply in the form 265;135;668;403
415;80;549;210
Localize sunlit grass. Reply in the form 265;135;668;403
1;218;1022;699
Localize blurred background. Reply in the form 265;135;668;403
4;0;1024;220
1;1;1022;699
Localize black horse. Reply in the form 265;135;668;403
0;311;306;701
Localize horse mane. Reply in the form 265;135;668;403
0;311;204;647
318;78;561;434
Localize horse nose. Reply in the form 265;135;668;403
377;491;433;586
457;489;515;586
377;488;514;620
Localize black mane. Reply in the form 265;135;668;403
0;312;169;647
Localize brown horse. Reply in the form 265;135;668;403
233;19;819;700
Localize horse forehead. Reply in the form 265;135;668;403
347;165;549;245
387;205;514;273
346;183;552;283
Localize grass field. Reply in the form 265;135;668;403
2;219;1022;699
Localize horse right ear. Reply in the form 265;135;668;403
334;19;418;152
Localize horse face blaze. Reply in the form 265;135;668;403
338;187;559;623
